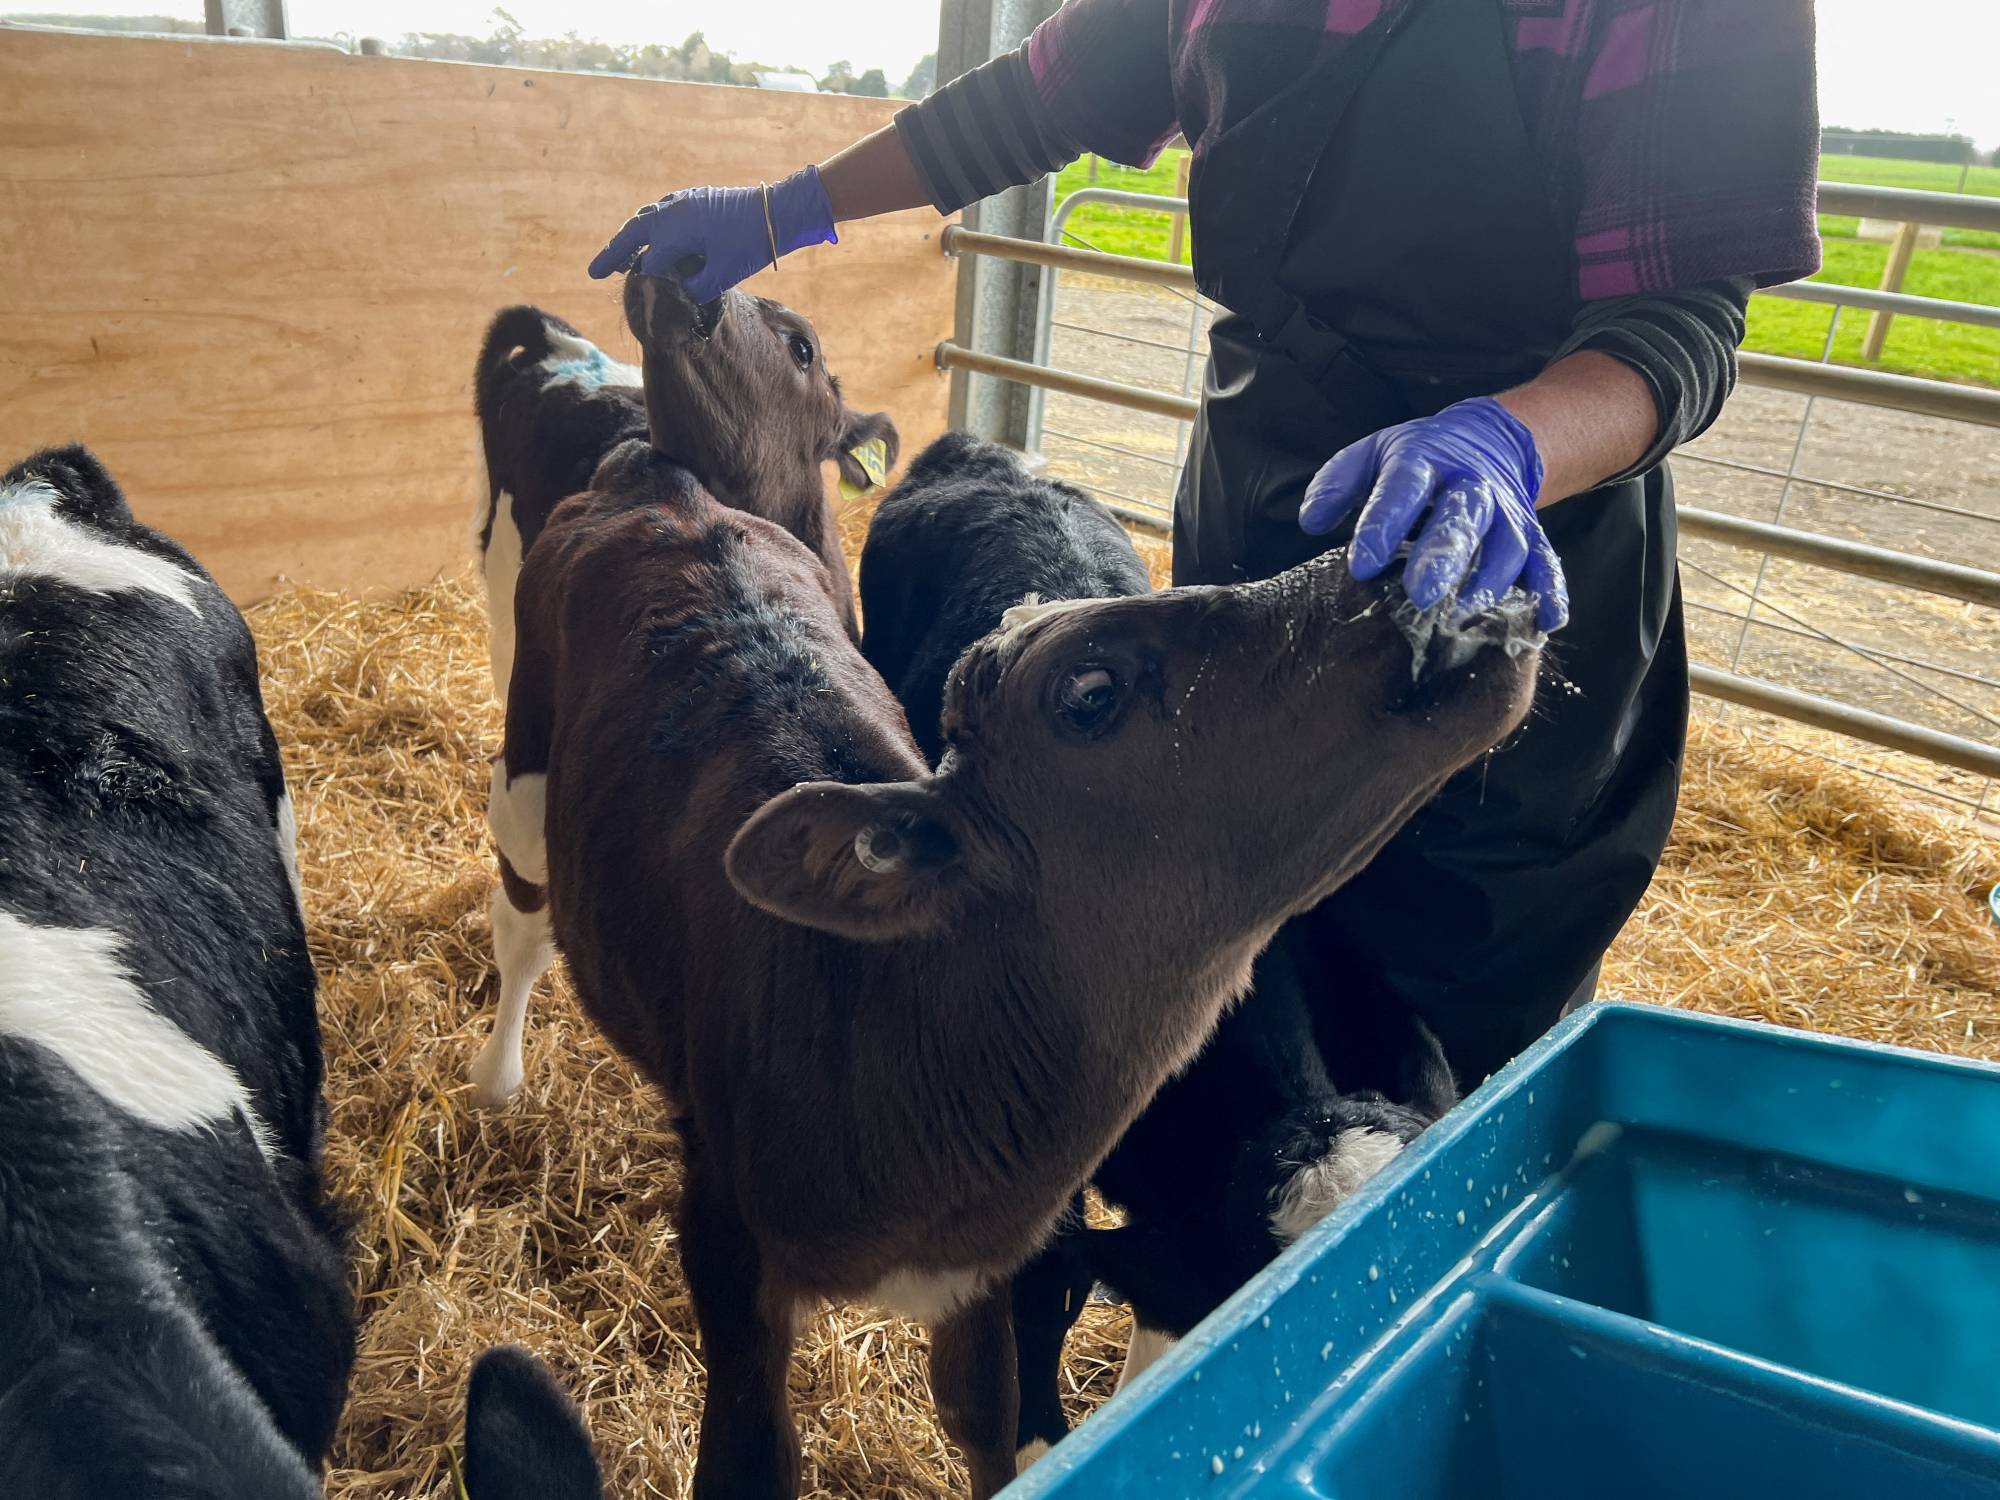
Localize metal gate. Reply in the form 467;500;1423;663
937;181;2000;822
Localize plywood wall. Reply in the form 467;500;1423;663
0;30;956;602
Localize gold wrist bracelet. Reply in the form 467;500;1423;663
761;182;781;271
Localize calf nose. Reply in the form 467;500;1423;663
623;269;711;351
1391;583;1543;691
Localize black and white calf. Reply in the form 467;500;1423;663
471;306;649;705
0;445;352;1496
855;435;1457;1468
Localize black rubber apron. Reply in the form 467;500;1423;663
1175;0;1688;1085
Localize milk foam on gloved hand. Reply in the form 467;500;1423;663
1298;396;1570;634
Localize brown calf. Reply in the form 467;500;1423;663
468;275;895;1104
473;435;1538;1498
623;271;896;637
471;276;896;704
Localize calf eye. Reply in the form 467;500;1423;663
787;334;815;370
1054;665;1121;736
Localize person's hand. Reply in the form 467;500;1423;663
587;164;838;304
1298;396;1569;632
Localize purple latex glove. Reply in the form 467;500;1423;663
1298;396;1569;632
586;164;838;304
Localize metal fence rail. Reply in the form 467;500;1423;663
1735;352;2000;428
943;224;2000;430
939;340;1199;423
1691;667;2000;779
1769;280;2000;334
1815;182;2000;234
936;342;2000;607
1675;507;2000;611
939;195;2000;805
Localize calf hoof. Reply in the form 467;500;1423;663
468;1039;525;1109
1015;1438;1054;1476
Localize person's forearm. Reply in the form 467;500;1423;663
1495;351;1658;508
819;125;938;223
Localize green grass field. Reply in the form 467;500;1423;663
1051;151;2000;389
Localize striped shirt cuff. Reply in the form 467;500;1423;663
895;49;1082;216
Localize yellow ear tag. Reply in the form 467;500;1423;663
839;436;890;501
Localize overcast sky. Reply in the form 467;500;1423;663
16;0;2000;147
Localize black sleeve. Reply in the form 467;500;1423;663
1553;276;1754;482
894;49;1081;217
893;0;1179;216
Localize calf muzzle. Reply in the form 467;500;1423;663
623;268;721;353
1392;582;1546;684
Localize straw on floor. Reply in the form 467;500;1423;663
249;572;1997;1500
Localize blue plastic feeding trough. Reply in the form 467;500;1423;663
1007;1002;2000;1499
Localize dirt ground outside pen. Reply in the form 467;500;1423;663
1039;276;2000;819
254;570;1999;1500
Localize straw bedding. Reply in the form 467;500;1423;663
248;571;1996;1500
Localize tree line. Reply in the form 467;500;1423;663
8;9;937;98
1823;125;1999;169
373;13;935;99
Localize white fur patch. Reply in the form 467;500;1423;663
540;326;641;390
997;592;1097;640
0;911;272;1154
0;481;200;615
481;490;525;704
861;1267;987;1324
1114;1325;1175;1393
471;767;552;1108
487;765;548;885
1268;1127;1405;1245
1015;1439;1053;1475
274;791;304;918
469;885;554;1109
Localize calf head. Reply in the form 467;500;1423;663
0;445;299;925
462;1347;603;1500
727;549;1540;962
621;271;898;508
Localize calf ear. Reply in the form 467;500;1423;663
8;444;132;524
463;1347;603;1500
726;778;962;942
834;409;902;491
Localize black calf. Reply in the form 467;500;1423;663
858;430;1152;763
